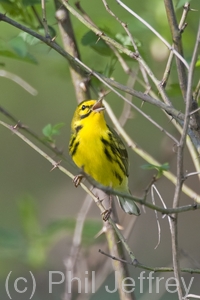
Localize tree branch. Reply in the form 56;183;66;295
161;3;190;87
99;249;200;274
164;0;188;99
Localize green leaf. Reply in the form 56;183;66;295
42;124;53;138
0;38;37;64
8;36;28;57
141;162;169;171
51;123;65;135
115;33;141;48
141;163;169;178
81;30;112;56
0;0;22;17
42;123;65;143
19;32;40;46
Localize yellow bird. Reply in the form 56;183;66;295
69;99;140;216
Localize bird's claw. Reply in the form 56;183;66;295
101;208;112;221
73;174;84;187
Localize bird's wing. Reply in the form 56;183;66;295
107;125;129;177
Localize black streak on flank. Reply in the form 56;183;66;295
75;125;83;133
71;141;80;157
104;148;113;162
101;138;113;161
116;159;126;177
101;137;110;146
69;136;76;150
101;137;118;155
114;171;123;185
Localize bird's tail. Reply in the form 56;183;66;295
117;195;140;216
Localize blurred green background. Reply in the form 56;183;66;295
0;0;200;299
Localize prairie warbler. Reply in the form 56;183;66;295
69;99;140;216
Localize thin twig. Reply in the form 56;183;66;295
164;0;188;99
118;74;137;127
99;249;200;274
193;79;200;102
0;70;37;95
31;6;43;28
64;196;93;300
41;0;50;38
102;0;139;53
190;107;200;116
161;3;190;87
0;106;65;158
185;171;200;179
150;185;162;249
101;0;152;93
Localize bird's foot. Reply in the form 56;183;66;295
73;174;84;187
101;208;112;221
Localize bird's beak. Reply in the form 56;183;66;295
92;99;105;112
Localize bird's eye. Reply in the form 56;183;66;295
82;105;86;110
